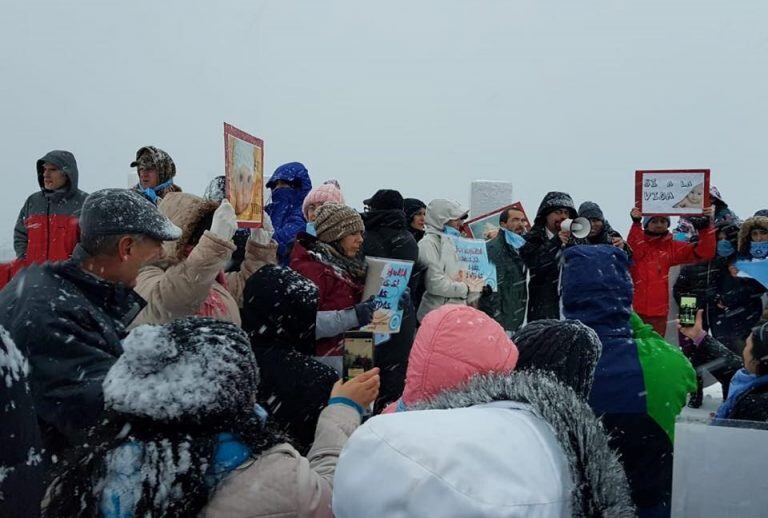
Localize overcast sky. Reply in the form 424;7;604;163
1;0;766;258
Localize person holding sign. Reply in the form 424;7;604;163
627;205;716;335
416;199;484;322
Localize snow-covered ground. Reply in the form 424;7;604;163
680;383;723;421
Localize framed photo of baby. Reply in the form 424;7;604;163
635;169;710;216
463;202;531;240
224;122;264;227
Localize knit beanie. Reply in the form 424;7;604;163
511;319;602;398
642;215;671;229
130;146;177;185
302;181;345;219
578;201;604;221
313;202;364;244
103;317;258;425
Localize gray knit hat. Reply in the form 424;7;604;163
314;202;365;243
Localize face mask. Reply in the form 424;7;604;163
443;226;461;237
306;221;317;236
750;241;768;259
503;228;526;249
717;239;735;258
673;232;689;242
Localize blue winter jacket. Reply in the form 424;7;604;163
265;162;312;265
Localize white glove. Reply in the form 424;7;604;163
210;199;238;241
250;211;274;245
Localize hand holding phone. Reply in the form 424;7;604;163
678;295;698;327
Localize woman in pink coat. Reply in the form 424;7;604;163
383;304;519;413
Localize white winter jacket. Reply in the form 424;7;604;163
417;199;470;321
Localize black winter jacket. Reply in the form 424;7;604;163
729;384;768;422
0;254;144;462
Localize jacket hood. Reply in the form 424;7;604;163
561;245;633;337
130;146;177;185
241;265;319;355
403;197;426;222
424;199;468;232
411;372;636;517
738;216;768;255
534;191;577;226
157;192;220;260
36;150;79;193
267;162;313;199
395;305;518;409
362;208;407;231
340;371;634;518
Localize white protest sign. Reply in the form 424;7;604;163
635;169;710;216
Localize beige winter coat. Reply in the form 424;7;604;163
131;192;277;328
203;404;360;518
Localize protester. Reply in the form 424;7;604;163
382;305;518;413
361;189;419;410
479;204;529;333
0;329;44;517
577;201;631;254
8;151;88;286
737;214;768;260
562;244;696;517
512;319;601;398
42;317;379;518
403;197;427;242
302;179;345;224
130;193;276;328
291;202;373;365
130;145;182;203
265;162;313;265
627;205;716;335
241;265;339;451
704;320;768;422
416;199;483;321
520;191;577;321
203;175;251;272
336;373;634;516
0;189;180;482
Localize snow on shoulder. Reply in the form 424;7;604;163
103;317;258;423
0;326;29;388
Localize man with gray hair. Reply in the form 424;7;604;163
0;189;180;513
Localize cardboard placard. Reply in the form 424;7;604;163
447;235;498;292
635;169;710;216
463;201;531;240
224;122;264;228
360;257;414;334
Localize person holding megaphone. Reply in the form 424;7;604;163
575;201;632;256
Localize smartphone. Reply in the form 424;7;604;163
343;332;375;381
679;295;698;327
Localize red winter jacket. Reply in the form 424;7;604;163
290;234;364;357
627;222;715;317
2;151;88;291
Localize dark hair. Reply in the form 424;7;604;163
188;211;216;249
750;321;768;377
499;206;523;225
80;233;145;257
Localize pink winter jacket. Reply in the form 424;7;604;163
383;305;519;413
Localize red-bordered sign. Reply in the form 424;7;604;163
224;122;264;228
462;201;531;239
635;169;710;216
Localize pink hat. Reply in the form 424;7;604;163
383;305;519;413
302;181;345;220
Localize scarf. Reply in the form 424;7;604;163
309;240;367;282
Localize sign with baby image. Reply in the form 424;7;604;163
635;169;710;216
224;123;264;228
360;257;414;334
463;201;531;240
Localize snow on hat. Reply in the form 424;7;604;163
204;175;226;203
103;317;258;424
578;201;604;221
302;181;345;219
313;202;364;244
131;146;177;185
79;188;181;245
642;215;671;229
512;319;601;398
364;189;404;211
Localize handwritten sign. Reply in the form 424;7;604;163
361;257;414;334
447;235;498;292
635;169;710;216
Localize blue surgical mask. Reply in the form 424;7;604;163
306;221;317;236
443;226;461;237
503;229;526;249
717;239;735;258
673;232;689;242
750;240;768;259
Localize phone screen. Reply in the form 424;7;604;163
679;295;697;327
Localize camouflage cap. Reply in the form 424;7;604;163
130;146;177;185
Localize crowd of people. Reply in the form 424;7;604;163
1;146;767;517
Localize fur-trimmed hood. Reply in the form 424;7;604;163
411;371;636;517
155;192;220;262
738;216;768;256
